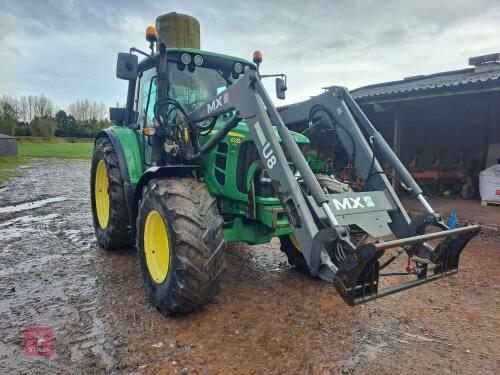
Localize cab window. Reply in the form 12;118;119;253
138;68;157;128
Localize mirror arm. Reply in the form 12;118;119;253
260;73;287;84
130;47;153;59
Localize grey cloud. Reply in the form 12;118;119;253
1;0;499;108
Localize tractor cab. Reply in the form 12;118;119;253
136;48;257;126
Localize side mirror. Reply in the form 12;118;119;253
276;77;287;100
109;107;126;123
116;53;138;80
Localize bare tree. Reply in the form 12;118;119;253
0;96;19;119
68;99;107;122
33;95;54;118
18;96;34;123
18;95;54;122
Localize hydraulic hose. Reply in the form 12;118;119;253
198;114;240;155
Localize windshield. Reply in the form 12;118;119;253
167;62;237;112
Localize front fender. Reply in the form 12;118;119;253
96;127;142;229
132;165;201;223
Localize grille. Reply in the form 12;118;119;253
236;140;308;195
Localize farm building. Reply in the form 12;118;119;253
0;134;17;157
351;53;500;198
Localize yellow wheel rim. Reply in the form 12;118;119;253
289;233;302;251
95;160;110;229
144;210;170;283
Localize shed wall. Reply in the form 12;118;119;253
0;138;18;157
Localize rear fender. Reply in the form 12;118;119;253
96;129;130;183
95;128;135;227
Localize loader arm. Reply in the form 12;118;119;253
279;86;421;238
188;71;338;275
188;75;480;306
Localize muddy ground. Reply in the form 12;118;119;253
0;158;499;375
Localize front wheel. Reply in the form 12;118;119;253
279;233;311;274
137;178;225;315
279;174;351;273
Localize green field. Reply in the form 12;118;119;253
19;142;93;159
0;141;93;184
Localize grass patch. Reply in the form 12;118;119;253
17;136;93;144
0;156;24;184
0;141;93;184
19;142;93;159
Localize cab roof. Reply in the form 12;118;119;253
138;47;255;71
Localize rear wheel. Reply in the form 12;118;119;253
137;178;225;315
90;137;133;250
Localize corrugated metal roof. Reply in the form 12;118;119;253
0;133;16;139
351;65;500;101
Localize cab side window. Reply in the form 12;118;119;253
139;68;157;129
144;77;157;128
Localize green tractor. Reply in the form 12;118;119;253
91;25;310;314
91;18;479;315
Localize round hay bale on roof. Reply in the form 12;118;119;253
156;12;200;50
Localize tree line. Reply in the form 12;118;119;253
0;95;113;138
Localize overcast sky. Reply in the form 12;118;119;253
1;0;500;111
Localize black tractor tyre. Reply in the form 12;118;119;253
279;174;352;274
279;234;311;275
90;136;133;250
315;173;352;194
137;178;226;315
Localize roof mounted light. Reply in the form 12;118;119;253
181;53;191;65
194;54;204;66
145;26;158;55
234;62;243;74
145;26;158;43
253;50;263;65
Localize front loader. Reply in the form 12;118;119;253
277;87;481;303
90;21;480;315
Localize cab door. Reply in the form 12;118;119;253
135;68;157;167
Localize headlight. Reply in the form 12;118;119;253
194;54;204;66
244;65;251;73
234;62;243;74
181;53;191;65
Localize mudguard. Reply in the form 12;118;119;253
96;128;135;228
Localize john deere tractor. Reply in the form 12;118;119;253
91;15;479;315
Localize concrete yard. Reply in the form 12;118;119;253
0;159;499;374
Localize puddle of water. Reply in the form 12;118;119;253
70;315;115;368
0;196;68;214
0;253;63;278
0;213;59;228
0;213;60;242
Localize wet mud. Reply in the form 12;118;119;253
0;158;498;374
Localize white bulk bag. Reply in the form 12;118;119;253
479;164;500;202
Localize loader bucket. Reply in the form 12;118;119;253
332;225;480;306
